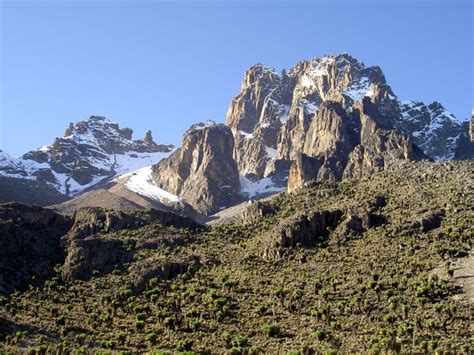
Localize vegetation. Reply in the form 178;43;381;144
0;161;472;353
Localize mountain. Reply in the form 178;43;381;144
399;100;470;160
1;54;472;216
150;54;470;214
225;54;470;184
0;116;174;205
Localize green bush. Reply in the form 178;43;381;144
262;323;279;337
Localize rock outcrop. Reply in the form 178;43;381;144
453;115;474;159
152;121;241;215
226;64;293;179
0;203;73;294
287;98;428;190
67;207;200;241
129;255;201;293
261;196;388;259
261;209;343;260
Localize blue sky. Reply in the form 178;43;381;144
1;0;472;156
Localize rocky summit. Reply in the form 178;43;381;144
0;116;173;205
224;54;471;195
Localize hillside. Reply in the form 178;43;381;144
0;160;472;353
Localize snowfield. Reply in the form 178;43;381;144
239;175;285;198
125;166;181;203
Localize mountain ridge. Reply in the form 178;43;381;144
0;54;472;217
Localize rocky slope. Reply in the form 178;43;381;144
0;116;173;205
0;203;200;294
0;160;472;353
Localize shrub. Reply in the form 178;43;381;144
311;330;326;341
176;339;192;351
55;315;66;326
163;317;175;329
146;332;157;344
135;320;146;330
262;323;279;337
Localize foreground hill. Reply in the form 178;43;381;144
0;160;472;353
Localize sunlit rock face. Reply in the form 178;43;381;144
152;121;240;215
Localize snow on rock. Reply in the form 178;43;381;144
239;175;285;198
298;99;318;114
125;166;181;203
187;120;217;132
344;77;372;102
113;151;173;177
52;171;106;195
0;150;49;180
279;105;291;124
399;100;466;160
0;116;175;197
265;146;277;160
238;130;254;139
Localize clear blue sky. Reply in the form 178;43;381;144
1;0;472;157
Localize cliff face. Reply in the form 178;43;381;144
287;99;428;191
152;121;241;215
226;64;294;179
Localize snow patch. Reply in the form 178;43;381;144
265;146;277;159
189;120;216;131
311;67;328;77
301;75;315;88
299;100;318;114
125;166;181;203
279;105;291;124
344;77;372;101
239;175;285;198
238;130;254;139
112;150;173;178
52;172;107;195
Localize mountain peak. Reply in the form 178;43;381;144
186;120;220;133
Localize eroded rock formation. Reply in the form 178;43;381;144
152;121;241;215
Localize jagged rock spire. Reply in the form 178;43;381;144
144;130;153;144
64;122;74;137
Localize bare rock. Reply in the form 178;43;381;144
152;121;240;215
261;209;343;260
